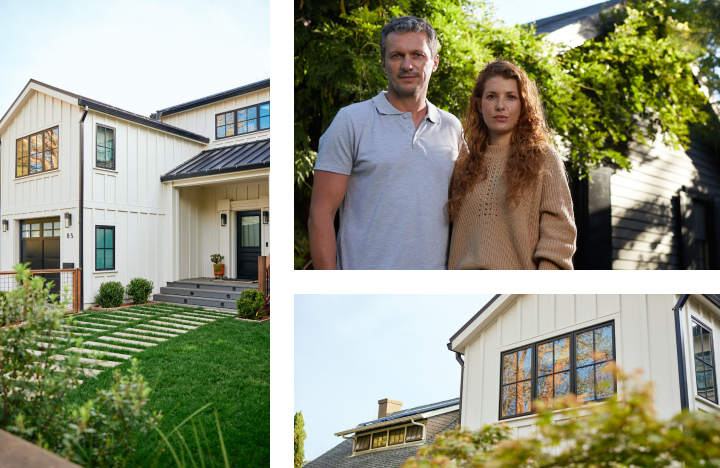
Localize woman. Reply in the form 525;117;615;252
448;60;576;270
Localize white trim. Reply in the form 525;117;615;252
450;294;517;353
94;122;117;171
0;82;77;134
349;420;428;456
166;168;269;187
230;197;269;211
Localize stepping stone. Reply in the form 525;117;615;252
111;311;154;317
74;321;116;328
88;318;130;324
68;326;107;333
175;314;215;322
181;311;226;318
111;333;167;342
161;317;206;326
125;327;178;338
82;341;144;353
50;355;122;368
136;324;188;334
103;314;139;320
65;347;131;359
150;320;196;329
97;336;156;347
35;342;57;349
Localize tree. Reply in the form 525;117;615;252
295;411;307;468
401;368;720;467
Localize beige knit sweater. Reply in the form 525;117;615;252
448;145;577;270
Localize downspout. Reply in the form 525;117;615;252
448;342;464;428
673;294;691;411
341;434;357;453
410;419;426;441
79;106;88;311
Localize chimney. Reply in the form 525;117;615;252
378;398;403;419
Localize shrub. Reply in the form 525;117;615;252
94;281;124;308
236;289;265;319
210;254;224;264
126;277;153;305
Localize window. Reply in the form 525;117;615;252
405;425;423;442
354;434;370;452
388;428;405;446
692;319;717;403
16;126;58;177
95;226;115;270
500;322;616;419
215;102;270;140
96;125;115;170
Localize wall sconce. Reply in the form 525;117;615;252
64;212;72;228
263;211;269;224
2;220;7;232
220;213;227;227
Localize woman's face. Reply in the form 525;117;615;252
478;76;521;145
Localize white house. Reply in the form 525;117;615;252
448;294;719;436
0;78;270;310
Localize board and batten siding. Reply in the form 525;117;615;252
460;294;693;437
611;139;720;269
682;297;720;414
160;87;270;148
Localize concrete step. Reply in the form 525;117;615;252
167;280;256;294
160;286;243;301
153;293;238;311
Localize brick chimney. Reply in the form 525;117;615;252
378;398;403;419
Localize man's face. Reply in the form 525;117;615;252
382;32;439;100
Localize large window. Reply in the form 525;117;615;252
500;322;616;419
692;319;717;404
96;125;115;170
16;127;59;177
215;102;270;140
95;226;115;271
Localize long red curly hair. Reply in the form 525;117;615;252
448;60;554;221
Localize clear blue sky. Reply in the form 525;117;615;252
489;0;609;26
294;294;495;462
0;0;269;119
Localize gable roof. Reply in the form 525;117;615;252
151;79;270;119
0;79;209;144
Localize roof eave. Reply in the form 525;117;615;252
160;161;270;183
156;79;270;118
448;294;518;354
333;404;460;437
0;79;80;135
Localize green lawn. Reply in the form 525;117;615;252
63;307;270;467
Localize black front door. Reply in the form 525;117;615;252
237;210;261;279
21;217;61;294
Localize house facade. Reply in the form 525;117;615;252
306;398;459;468
448;294;720;437
0;78;270;309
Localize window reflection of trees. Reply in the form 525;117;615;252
537;336;570;407
16;127;59;177
692;320;717;403
575;325;614;402
501;346;533;417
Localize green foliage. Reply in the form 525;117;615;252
294;411;307;468
294;0;720;269
401;368;720;467
236;290;266;319
126;277;154;305
94;281;124;308
210;254;224;265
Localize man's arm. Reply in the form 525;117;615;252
308;170;350;270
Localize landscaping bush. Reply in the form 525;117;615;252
94;281;124;308
126;277;153;305
236;289;265;319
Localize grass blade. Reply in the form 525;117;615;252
215;409;230;468
191;418;207;468
153;425;184;468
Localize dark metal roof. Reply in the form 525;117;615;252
357;398;459;428
152;79;270;118
702;295;720;309
526;0;622;34
160;139;270;182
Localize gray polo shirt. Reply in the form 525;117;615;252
315;91;462;270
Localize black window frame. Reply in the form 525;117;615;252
15;125;59;178
499;320;617;421
95;225;116;271
214;101;270;141
95;123;116;171
692;318;718;404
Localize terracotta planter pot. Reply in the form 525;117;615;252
214;263;225;278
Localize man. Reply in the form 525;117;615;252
309;16;463;270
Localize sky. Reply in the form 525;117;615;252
489;0;609;26
294;294;495;462
0;0;269;119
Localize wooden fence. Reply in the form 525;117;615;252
0;269;82;313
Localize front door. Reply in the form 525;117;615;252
20;217;61;294
237;210;261;279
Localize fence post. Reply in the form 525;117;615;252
258;256;267;294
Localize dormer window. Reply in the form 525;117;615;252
215;102;270;140
354;434;370;452
353;422;426;453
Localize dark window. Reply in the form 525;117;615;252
388;428;405;446
692;319;717;403
237;106;257;134
371;431;387;449
215;102;270;140
355;434;370;451
95;226;115;270
16;127;58;177
96;125;115;170
405;425;423;442
259;102;270;129
216;111;235;139
500;321;616;420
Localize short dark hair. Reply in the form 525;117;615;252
379;16;438;60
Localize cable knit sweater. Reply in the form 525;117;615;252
448;145;577;270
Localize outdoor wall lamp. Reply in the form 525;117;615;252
64;212;72;228
220;213;227;227
263;211;269;224
2;220;7;232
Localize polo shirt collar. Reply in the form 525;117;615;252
373;91;441;123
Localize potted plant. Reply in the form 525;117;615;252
210;254;225;278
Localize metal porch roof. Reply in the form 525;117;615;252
160;139;270;182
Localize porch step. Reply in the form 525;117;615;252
152;293;239;311
159;286;243;301
166;280;256;294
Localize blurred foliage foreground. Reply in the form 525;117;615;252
401;367;720;467
294;0;720;269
